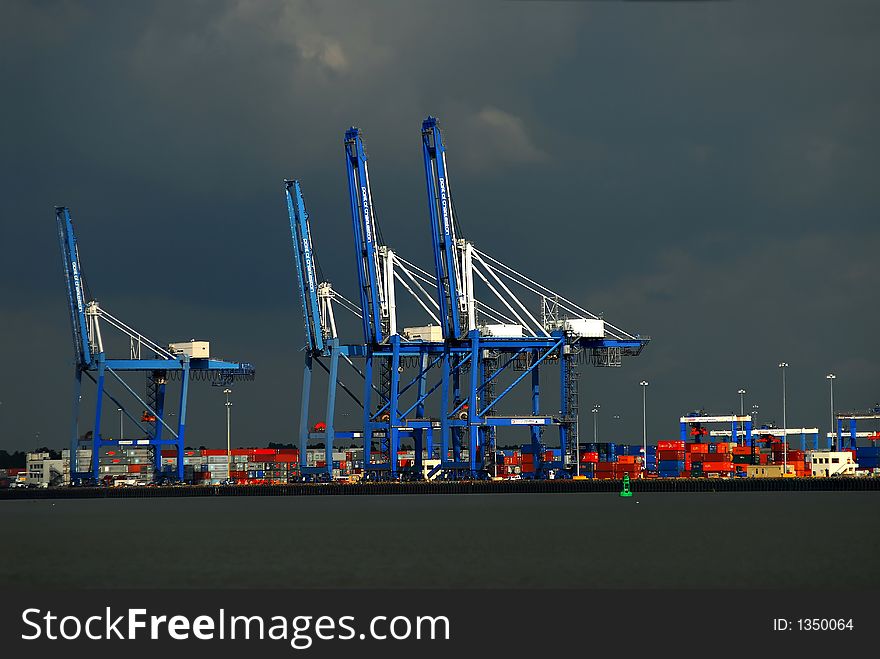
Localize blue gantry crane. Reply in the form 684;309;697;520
288;116;650;481
343;128;448;479
287;170;445;481
56;206;255;484
420;116;649;478
285;179;371;481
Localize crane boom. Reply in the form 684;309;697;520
421;116;467;339
56;206;93;368
285;179;325;354
345;127;390;345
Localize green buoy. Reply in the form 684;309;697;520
619;473;633;498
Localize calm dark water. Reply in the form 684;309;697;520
1;492;878;589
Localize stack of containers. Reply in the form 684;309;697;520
62;448;93;483
770;444;809;476
657;440;686;477
250;448;277;482
182;450;202;483
597;442;618;463
856;445;880;471
687;441;734;478
579;449;598;478
520;444;544;476
615;453;642;479
99;446;155;484
732;444;753;477
277;449;300;483
496;451;523;478
594;459;639;480
204;449;229;483
230;448;249;482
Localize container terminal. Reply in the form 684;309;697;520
9;115;876;495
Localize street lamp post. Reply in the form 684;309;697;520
778;363;789;473
826;374;836;451
575;409;580;478
640;382;649;472
592;405;600;444
737;390;746;445
118;407;123;440
224;388;232;478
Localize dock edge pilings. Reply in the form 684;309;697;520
2;477;880;500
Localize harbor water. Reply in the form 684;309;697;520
2;492;878;589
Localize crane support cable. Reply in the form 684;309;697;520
96;307;177;359
330;291;364;319
394;260;441;307
392;270;442;325
473;248;638;340
476;300;516;325
471;251;548;337
470;263;534;334
394;256;440;289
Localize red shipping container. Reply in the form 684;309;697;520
658;450;686;461
688;443;709;454
716;442;730;453
543;451;554;462
252;449;276;456
702;461;734;472
161;449;176;458
521;464;535;473
580;452;599;463
732;446;751;455
617;455;636;464
657;440;686;451
316;461;326;468
129;465;143;473
521;454;535;463
203;449;227;456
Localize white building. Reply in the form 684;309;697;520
807;451;858;478
26;452;64;487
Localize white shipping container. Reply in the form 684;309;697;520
168;340;210;359
563;318;605;338
403;325;443;342
480;324;523;338
207;456;229;464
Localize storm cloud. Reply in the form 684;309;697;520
1;0;877;450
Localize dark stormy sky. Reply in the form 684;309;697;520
1;0;878;452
